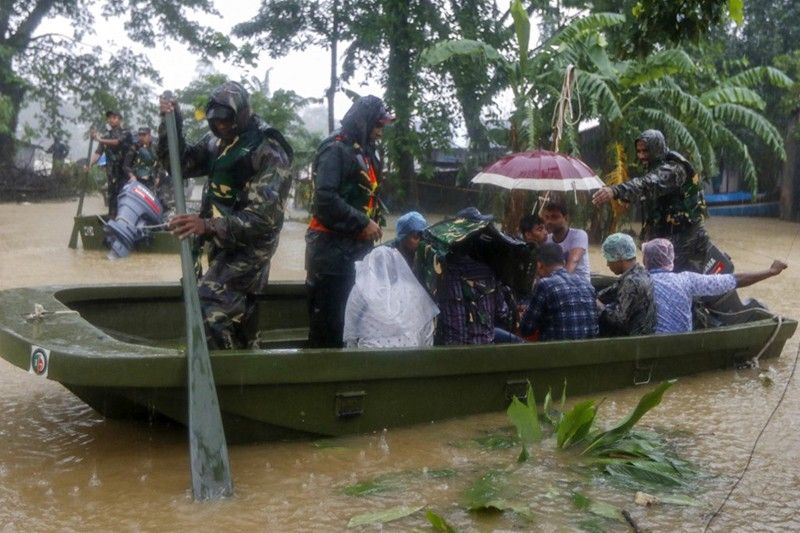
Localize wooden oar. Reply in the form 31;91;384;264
163;95;234;500
67;133;95;249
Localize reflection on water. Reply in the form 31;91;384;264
1;196;800;530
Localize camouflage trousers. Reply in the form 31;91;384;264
197;236;278;350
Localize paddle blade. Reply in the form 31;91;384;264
164;102;234;500
184;260;234;500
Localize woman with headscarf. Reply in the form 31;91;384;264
642;238;787;333
343;247;439;348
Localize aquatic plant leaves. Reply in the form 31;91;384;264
604;460;690;488
583;381;675;455
344;477;398;496
462;470;533;519
347;505;424;528
571;492;624;522
556;400;597;449
425;510;459;532
506;383;542;461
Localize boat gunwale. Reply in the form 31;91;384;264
0;283;796;389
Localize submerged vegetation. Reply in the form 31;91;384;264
338;380;702;530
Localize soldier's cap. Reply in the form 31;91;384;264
455;206;493;222
105;110;121;118
137;127;151;135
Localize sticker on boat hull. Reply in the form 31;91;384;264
29;346;49;377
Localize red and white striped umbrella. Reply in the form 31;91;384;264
472;150;604;192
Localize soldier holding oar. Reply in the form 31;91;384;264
158;81;293;350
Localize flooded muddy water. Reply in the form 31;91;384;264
1;195;799;531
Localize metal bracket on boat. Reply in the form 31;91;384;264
335;391;366;418
633;361;653;386
23;303;79;322
505;379;530;402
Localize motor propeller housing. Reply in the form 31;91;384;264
105;181;164;258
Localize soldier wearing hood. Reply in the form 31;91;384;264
305;95;395;348
158;81;294;350
592;129;709;273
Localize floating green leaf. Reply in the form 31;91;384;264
426;510;458;532
347;505;424;528
604;460;690;488
344;477;398;496
572;492;624;522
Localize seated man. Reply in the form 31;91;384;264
597;233;656;336
542;201;591;282
436;207;521;345
388;211;427;268
642;238;788;333
343;246;439;348
520;242;598;341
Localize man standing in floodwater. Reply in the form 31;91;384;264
305;95;395;348
87;110;133;218
592;129;709;273
159;81;293;350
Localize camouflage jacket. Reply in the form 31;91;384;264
95;125;133;172
157;109;293;254
612;130;705;239
599;263;656;336
123;142;158;180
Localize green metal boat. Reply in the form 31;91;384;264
71;214;179;253
0;283;795;443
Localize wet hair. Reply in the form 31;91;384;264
537;243;566;266
519;214;544;234
542;201;568;217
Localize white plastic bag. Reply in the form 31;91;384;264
343;247;439;348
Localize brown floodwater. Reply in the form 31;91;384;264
1;196;799;531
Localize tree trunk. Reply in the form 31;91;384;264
384;0;418;206
0;69;25;164
327;0;339;134
780;111;799;221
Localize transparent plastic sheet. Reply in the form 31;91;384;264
343;247;439;348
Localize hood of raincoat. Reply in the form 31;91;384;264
635;129;668;168
340;95;392;150
205;81;252;137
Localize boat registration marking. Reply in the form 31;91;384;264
29;346;50;377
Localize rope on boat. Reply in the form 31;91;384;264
749;315;784;368
704;331;800;531
23;303;79;321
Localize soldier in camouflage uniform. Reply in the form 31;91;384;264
592;129;709;273
597;232;656;336
305;95;394;348
159;81;293;350
88;110;134;218
123;127;158;187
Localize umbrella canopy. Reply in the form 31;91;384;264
472;150;604;192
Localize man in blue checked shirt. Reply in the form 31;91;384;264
520;242;599;341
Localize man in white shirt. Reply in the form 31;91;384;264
542;201;591;282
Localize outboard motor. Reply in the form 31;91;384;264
105;180;164;259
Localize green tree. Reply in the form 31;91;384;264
234;0;353;134
0;0;235;162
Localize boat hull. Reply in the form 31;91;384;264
0;283;795;443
